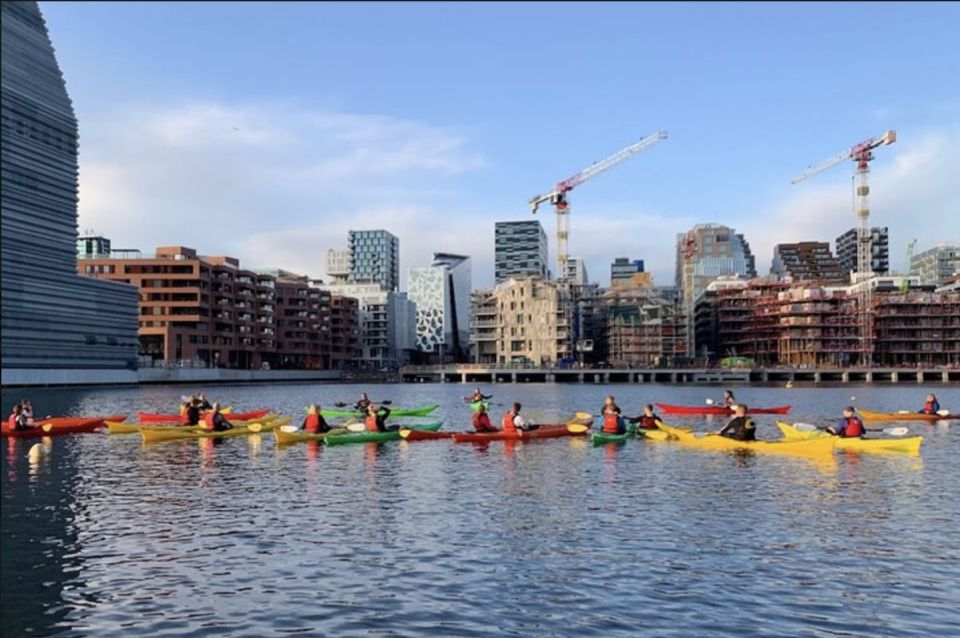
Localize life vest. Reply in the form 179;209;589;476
4;414;15;432
473;412;493;432
365;414;379;432
639;415;660;430
181;409;191;425
305;413;321;434
202;412;215;431
602;413;622;434
923;400;937;413
501;411;517;433
843;416;865;438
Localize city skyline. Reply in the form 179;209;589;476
41;2;960;288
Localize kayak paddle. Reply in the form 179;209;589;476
42;423;55;433
346;422;367;433
247;423;264;433
566;423;590;434
280;425;299;433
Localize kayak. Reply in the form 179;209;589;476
273;426;352;444
776;422;924;454
591;431;630;445
2;415;126;438
657;423;834;455
324;422;443;446
318;404;439;418
469;400;490;412
400;428;456;441
139;416;290;443
107;413;280;435
138;406;255;423
452;423;591;443
856;408;956;422
656;403;792;416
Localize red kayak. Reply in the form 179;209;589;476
137;408;270;423
655;403;792;416
452;424;588;443
1;415;125;439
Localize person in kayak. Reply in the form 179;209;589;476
202;403;234;432
722;390;736;408
501;403;538;433
827;407;865;438
600;395;622;417
629;404;664;430
355;393;372;413
465;388;493;403
365;404;396;432
6;404;33;432
920;394;941;414
716;404;756;441
472;403;498;432
181;400;202;426
196;394;213;411
303;404;332;434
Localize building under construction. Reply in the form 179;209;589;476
603;287;688;367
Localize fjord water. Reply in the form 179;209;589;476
2;383;959;637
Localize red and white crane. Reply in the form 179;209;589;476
530;131;668;282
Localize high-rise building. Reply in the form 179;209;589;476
910;245;959;286
316;282;416;366
2;2;139;384
835;226;889;275
770;242;847;284
675;224;757;303
610;257;652;288
494;220;549;283
407;253;471;360
564;257;589;286
348;229;399;291
325;248;351;283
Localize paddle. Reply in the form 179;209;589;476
42;423;54;433
566;423;590;434
346;422;366;433
280;425;299;433
937;409;950;417
247;423;264;433
794;422;910;437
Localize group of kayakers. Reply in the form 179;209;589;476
300;395;396;434
599;396;665;435
179;394;234;432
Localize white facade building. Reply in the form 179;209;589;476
407;253;471;360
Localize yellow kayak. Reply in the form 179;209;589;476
139;416;291;443
273;426;350;444
108;413;280;434
657;422;835;455
776;422;923;454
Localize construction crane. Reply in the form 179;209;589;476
530;131;667;282
791;130;897;367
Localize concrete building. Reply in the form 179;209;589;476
469;277;570;365
348;229;399;291
325;248;351;284
2;2;139;384
836;226;889;275
407;253;471;361
564;257;589;286
603;286;688;367
611;258;652;288
675;224;757;304
316;282;416;367
911;245;959;286
770;242;847;284
494;220;549;283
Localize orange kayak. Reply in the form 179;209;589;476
857;408;956;422
1;415;125;438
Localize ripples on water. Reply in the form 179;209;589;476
2;383;960;637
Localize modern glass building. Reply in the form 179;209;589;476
675;224;757;303
407;253;471;359
835;226;889;275
347;229;399;292
494;220;549;283
911;245;959;286
1;1;139;384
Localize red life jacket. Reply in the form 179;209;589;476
181;410;191;425
365;414;379;432
473;412;493;432
4;414;15;432
924;400;936;413
304;413;320;434
202;412;215;431
844;416;865;438
602;413;621;434
501;411;517;433
639;415;660;429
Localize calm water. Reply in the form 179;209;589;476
2;382;960;637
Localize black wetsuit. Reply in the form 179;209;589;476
718;416;756;441
186;405;201;426
211;413;233;432
372;407;395;432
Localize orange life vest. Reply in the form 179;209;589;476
501;411;517;433
924;400;936;413
305;413;320;434
202;412;215;431
365;414;379;432
4;414;15;432
602;413;622;434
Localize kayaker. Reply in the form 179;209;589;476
365;404;396;432
920;394;941;414
600;395;622;417
827;407;865;438
722;390;736;408
355;393;372;413
196;394;213;411
601;409;626;435
472;403;498;432
7;404;31;432
203;403;234;432
716;404;756;441
465;388;493;402
501;403;524;433
303;404;332;434
629;404;664;430
181;400;201;426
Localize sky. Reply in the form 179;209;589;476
41;1;960;289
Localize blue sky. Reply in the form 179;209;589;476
42;1;960;287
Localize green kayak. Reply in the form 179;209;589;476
315;404;440;418
591;431;631;445
324;421;443;446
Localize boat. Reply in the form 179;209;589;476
399;428;456;441
657;422;834;455
776;422;923;454
137;406;260;424
590;431;630;445
2;415;126;438
856;408;956;422
107;413;280;435
324;422;443;445
139;416;290;443
655;403;792;416
273;425;353;444
318;404;439;418
452;423;592;443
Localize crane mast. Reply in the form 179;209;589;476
792;130;897;366
530;131;667;283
